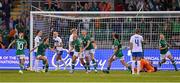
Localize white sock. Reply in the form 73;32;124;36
34;59;39;72
131;60;135;74
56;60;60;69
61;60;66;66
137;61;141;74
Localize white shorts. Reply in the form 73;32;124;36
74;51;84;58
84;49;95;56
112;55;124;60
160;51;171;59
17;55;25;59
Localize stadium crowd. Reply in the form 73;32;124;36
0;0;180;48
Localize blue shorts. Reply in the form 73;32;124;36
132;52;143;57
57;51;63;55
69;52;74;56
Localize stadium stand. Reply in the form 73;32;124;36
0;0;180;48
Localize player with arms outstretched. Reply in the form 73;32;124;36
159;33;178;71
7;32;27;74
130;29;144;75
53;32;67;70
103;33;130;74
31;37;54;72
69;34;87;73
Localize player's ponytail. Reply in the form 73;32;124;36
43;37;49;43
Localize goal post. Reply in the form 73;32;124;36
30;11;180;70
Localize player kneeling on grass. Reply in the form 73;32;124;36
159;34;178;71
31;37;54;72
7;32;27;74
103;33;131;74
53;32;67;70
139;58;157;73
69;34;87;73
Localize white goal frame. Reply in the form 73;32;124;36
30;11;180;70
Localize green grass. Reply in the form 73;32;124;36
0;70;180;82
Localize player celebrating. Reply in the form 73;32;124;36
31;37;54;72
34;30;42;72
103;33;130;74
159;34;178;71
130;29;144;75
53;32;67;70
69;28;77;57
69;34;87;73
7;32;27;74
80;29;96;73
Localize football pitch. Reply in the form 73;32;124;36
0;70;180;82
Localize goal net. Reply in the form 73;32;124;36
30;11;180;70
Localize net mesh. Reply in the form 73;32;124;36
30;12;180;69
31;12;180;49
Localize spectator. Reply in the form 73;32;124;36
70;4;76;11
115;2;124;11
105;0;112;11
55;0;63;11
125;0;136;11
0;0;2;10
0;34;5;49
154;0;166;11
99;1;106;11
82;3;90;11
91;2;99;11
88;2;92;10
25;15;30;29
161;0;171;11
99;0;112;11
0;11;2;24
172;0;180;11
9;17;14;30
7;28;16;45
136;0;144;11
143;0;151;11
76;2;83;11
44;0;55;11
2;0;10;30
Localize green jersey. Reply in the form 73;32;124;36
37;43;49;56
113;39;122;50
80;34;94;50
113;39;123;58
159;39;168;54
15;39;27;55
72;38;82;52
